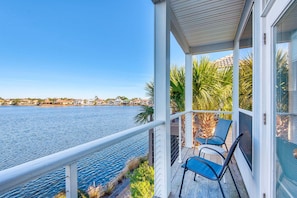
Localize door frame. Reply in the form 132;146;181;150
262;0;296;197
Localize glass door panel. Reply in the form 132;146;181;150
274;2;297;197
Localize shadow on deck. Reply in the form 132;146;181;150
170;147;249;198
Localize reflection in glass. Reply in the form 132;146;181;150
274;2;297;197
239;13;253;111
238;12;253;170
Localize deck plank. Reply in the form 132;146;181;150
170;147;249;198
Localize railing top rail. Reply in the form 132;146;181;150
170;111;191;120
276;112;297;116
192;110;233;114
0;120;164;194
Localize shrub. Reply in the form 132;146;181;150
54;189;88;198
129;161;154;198
87;184;103;198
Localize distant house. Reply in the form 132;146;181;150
106;99;115;105
74;99;83;106
114;97;123;105
86;100;95;106
214;54;233;69
94;98;104;105
130;98;142;106
141;99;151;106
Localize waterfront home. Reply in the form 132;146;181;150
0;0;296;197
73;99;83;106
114;97;123;106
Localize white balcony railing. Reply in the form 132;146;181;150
0;120;164;197
0;110;232;197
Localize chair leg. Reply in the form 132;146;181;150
228;167;241;198
217;180;225;198
179;168;187;197
193;173;197;181
224;143;228;152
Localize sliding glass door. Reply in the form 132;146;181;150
274;2;297;197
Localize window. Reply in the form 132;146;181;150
239;12;253;170
239;13;253;111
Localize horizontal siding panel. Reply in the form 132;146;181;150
175;4;244;20
182;19;239;31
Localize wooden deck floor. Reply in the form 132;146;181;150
170;147;249;198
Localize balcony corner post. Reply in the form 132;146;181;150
185;54;193;148
153;0;171;197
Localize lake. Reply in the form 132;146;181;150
0;106;148;197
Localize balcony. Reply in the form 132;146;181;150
0;111;248;198
170;147;248;198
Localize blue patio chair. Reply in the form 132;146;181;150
195;118;232;152
179;133;243;198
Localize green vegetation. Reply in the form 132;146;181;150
116;96;129;101
170;66;185;112
134;81;154;124
239;54;253;111
134;105;154;124
193;57;232;111
134;81;154;165
129;161;154;198
136;57;233;138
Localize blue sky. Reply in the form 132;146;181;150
0;1;232;99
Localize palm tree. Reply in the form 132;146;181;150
144;81;154;104
192;57;233;138
137;57;233;158
239;54;253;111
170;66;185;113
192;57;231;110
135;81;154;124
134;81;154;165
134;105;154;124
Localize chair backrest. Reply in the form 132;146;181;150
276;137;297;182
214;118;232;141
219;133;244;177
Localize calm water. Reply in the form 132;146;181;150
0;106;148;197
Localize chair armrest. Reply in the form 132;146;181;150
198;147;226;160
211;135;225;143
196;135;223;144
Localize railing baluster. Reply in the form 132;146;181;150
66;163;78;198
178;115;182;163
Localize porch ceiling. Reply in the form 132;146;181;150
169;0;247;55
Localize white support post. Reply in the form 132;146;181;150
66;163;78;198
233;41;239;140
153;0;171;197
185;54;193;148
